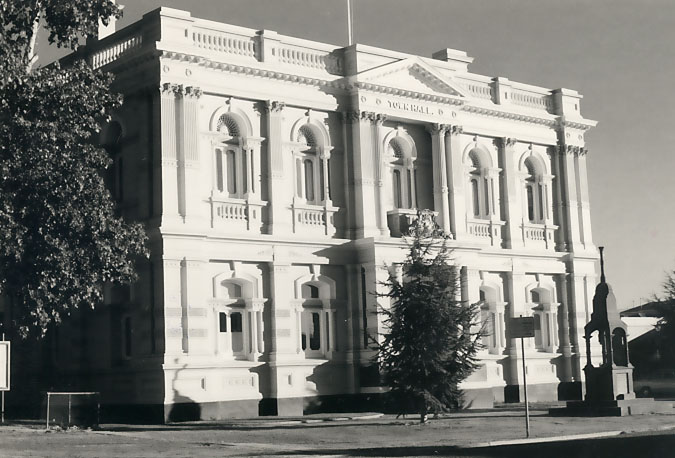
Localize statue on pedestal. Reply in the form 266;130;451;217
551;247;671;415
583;247;634;401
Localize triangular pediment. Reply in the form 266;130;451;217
355;57;468;98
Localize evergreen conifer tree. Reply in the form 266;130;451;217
377;210;483;423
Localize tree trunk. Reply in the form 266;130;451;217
419;400;428;424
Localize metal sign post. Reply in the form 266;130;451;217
510;316;535;438
0;333;9;424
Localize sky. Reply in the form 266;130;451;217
37;0;675;309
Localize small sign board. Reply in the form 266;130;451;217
510;317;535;338
0;341;9;391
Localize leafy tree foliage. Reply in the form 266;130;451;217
0;1;146;337
377;211;483;423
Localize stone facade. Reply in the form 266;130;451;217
53;7;599;420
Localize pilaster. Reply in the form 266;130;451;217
181;259;209;355
498;137;523;248
268;261;294;360
179;86;204;226
558;145;584;251
265;100;290;234
504;271;526;384
555;273;574;382
373;114;388;236
428;124;451;235
162;258;184;355
576;151;595;249
446;126;466;239
348;112;379;238
159;83;181;224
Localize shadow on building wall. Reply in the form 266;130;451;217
167;360;201;422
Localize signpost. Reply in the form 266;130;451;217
0;335;10;424
510;316;535;438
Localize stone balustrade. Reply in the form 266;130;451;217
291;203;338;237
466;219;505;247
522;222;557;250
210;196;265;233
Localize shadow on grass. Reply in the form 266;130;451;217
262;433;675;457
100;413;542;433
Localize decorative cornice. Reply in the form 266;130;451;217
160;51;350;91
558;118;597;132
463;105;556;127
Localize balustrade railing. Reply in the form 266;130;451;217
211;196;264;232
277;44;342;74
91;33;143;69
292;203;338;236
466;82;494;100
192;29;257;58
466;219;504;247
511;87;553;111
522;222;557;249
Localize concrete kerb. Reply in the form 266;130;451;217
466;423;675;448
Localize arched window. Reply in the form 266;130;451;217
523;157;546;224
226;150;237;195
387;136;416;210
294;279;336;359
213;113;252;199
528;286;558;353
479;284;506;354
294;124;327;205
467;150;491;219
393;169;403;208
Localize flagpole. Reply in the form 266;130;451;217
347;0;354;46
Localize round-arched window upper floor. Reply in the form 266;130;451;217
466;149;493;220
293;124;330;205
213;113;255;199
523;157;546;224
387;136;417;210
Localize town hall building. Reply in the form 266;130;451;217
47;6;599;420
